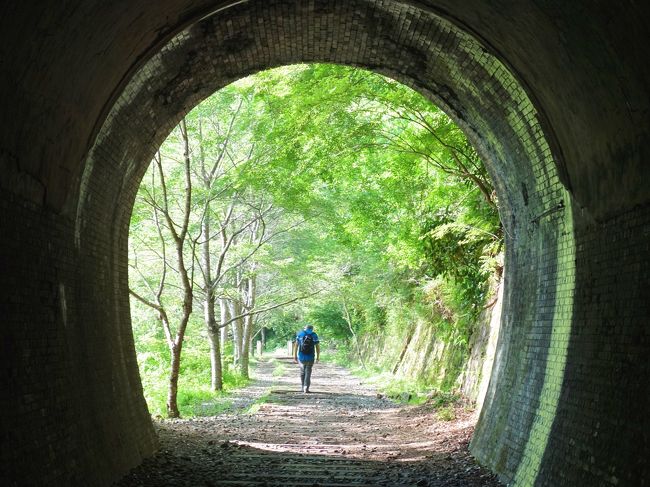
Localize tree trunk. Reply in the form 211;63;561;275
239;275;256;379
201;208;223;391
207;323;223;391
393;330;414;375
240;314;252;379
167;343;182;418
219;298;229;348
205;286;223;391
230;299;243;364
165;118;194;418
343;298;366;369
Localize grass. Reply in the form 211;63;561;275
358;371;432;404
364;372;463;419
321;348;462;411
271;358;287;377
242;353;295;414
144;370;253;418
138;346;254;418
177;388;233;417
320;347;352;367
437;405;456;421
244;391;272;415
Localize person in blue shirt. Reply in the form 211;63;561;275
293;324;320;393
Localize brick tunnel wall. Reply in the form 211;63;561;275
0;196;158;485
1;1;648;486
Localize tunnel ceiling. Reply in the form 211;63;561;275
0;1;649;220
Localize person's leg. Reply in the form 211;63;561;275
303;361;314;392
299;362;306;391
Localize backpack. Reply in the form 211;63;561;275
299;333;315;355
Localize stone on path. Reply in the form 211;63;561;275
115;355;501;486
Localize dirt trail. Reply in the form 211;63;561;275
116;356;501;486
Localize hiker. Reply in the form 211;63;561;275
293;324;320;393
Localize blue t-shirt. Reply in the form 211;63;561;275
296;330;319;362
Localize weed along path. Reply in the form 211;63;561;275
116;356;502;486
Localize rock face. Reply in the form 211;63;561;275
0;2;648;486
458;275;504;411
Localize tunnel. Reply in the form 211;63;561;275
1;1;648;486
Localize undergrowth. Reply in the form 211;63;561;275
321;347;463;416
137;327;255;417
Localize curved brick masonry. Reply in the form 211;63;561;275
0;1;648;486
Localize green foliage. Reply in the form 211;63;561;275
437;405;457;421
129;62;503;413
318;344;350;366
305;302;350;340
427;390;461;409
132;314;251;417
263;312;302;349
271;359;286;378
245;392;272;415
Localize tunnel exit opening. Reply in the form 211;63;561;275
126;61;506;421
74;1;575;485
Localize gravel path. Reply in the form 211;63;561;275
115;355;502;486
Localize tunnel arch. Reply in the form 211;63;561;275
77;1;574;485
1;1;648;486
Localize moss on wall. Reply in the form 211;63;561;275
358;275;503;405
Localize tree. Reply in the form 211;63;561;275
129;119;196;418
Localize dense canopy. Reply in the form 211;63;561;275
128;64;501;416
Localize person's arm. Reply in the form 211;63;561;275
315;343;320;362
293;338;298;363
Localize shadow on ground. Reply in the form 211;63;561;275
115;357;501;486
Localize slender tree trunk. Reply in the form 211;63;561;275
165;249;193;417
239;275;256;378
200;201;223;391
230;299;243;364
343;298;366;369
207;321;223;391
165;118;194;418
205;286;223;391
219;298;229;345
240;314;252;379
220;322;228;346
392;329;414;375
167;342;182;418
